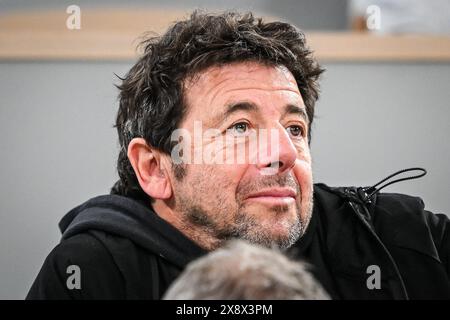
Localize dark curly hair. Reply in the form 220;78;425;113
111;10;324;199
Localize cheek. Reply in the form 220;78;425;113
217;163;248;192
292;157;313;200
191;164;247;196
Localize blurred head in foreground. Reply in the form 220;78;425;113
163;240;330;300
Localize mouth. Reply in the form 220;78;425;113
245;188;297;206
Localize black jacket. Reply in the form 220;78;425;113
26;183;450;299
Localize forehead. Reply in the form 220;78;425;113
184;62;302;109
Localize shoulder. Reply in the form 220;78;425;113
313;182;447;242
314;183;449;261
375;191;425;214
27;232;125;299
49;232;120;270
372;191;449;234
314;182;429;219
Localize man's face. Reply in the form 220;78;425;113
168;62;313;249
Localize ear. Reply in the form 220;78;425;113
127;138;172;200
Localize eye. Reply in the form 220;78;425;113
287;125;304;138
228;122;250;136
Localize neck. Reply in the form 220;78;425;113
151;199;221;251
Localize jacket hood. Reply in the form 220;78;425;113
59;194;205;268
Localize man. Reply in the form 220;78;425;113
27;11;450;300
163;240;330;300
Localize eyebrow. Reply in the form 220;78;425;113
282;104;309;123
212;101;309;126
224;101;258;118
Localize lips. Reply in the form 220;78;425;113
245;188;297;200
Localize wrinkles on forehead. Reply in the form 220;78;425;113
182;62;303;125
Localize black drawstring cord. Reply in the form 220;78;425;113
362;167;427;203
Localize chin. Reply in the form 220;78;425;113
259;216;300;239
268;223;296;239
234;204;302;248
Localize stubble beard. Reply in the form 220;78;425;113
173;167;314;250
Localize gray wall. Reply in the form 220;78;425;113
0;62;126;299
1;60;449;299
312;62;450;209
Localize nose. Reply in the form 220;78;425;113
256;126;297;175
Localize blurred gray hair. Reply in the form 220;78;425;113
163;240;330;300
